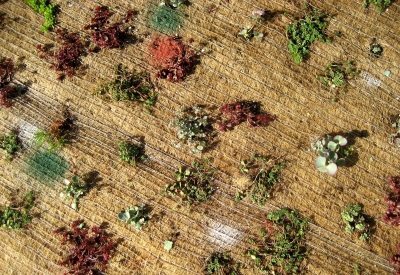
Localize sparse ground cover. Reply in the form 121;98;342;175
0;0;399;274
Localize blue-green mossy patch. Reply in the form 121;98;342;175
147;4;183;34
26;150;69;186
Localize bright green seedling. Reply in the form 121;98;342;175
95;64;157;113
286;8;331;63
0;130;21;161
163;158;214;206
389;115;400;147
316;61;359;97
311;135;354;175
170;106;210;154
118;203;148;230
239;155;285;206
369;42;383;57
0;191;36;230
246;208;308;274
118;140;146;166
362;0;393;12
164;240;174;251
60;175;90;211
205;251;239;274
341;204;371;241
23;0;56;32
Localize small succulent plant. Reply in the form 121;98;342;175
389;115;400;147
341;203;371;241
311;135;353;175
60;175;90;211
369;42;383;57
118;203;148;230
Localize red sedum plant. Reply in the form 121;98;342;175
389;245;400;275
149;36;196;82
0;57;15;107
383;176;400;227
84;6;134;50
37;29;85;81
218;101;276;132
54;220;114;275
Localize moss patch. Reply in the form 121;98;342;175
26;150;69;185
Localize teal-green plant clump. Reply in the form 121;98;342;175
148;4;182;34
26;150;69;185
286;8;330;63
23;0;56;32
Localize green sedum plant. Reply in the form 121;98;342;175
389;115;400;147
246;208;308;274
362;0;393;12
118;203;148;230
205;251;239;274
60;174;90;211
240;155;285;206
163;158;214;206
0;130;21;161
341;204;371;241
311;135;354;175
369;42;383;57
0;191;36;230
170;106;210;154
118;140;146;166
23;0;56;32
286;8;331;63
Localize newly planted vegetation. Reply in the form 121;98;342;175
0;130;21;161
0;57;16;107
148;2;183;33
118;203;148;230
205;251;239;274
311;135;354;175
23;0;56;32
238;10;265;42
369;42;383;57
37;29;85;80
95;64;157;112
149;36;196;82
389;245;400;275
163;158;214;206
84;6;134;50
316;61;359;98
239;155;285;206
34;110;74;151
286;8;331;63
341;204;371;241
54;220;114;275
389;115;400;148
383;176;400;227
246;208;308;274
60;174;90;211
170;106;210;154
218;101;276;132
362;0;393;12
0;191;36;230
118;140;146;166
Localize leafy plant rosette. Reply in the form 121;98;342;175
118;203;148;230
0;130;22;161
383;176;400;227
170;106;210;154
341;204;371;241
246;208;308;274
60;175;90;211
163;158;214;206
118;140;146;166
311;135;354;175
205;251;239;274
0;191;36;230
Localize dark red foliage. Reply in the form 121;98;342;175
37;29;84;80
389;245;400;275
50;110;74;140
0;58;15;107
149;36;196;83
383;176;400;227
54;220;114;275
217;101;276;132
84;6;134;50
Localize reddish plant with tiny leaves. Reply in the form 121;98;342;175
84;6;134;50
383;176;400;227
54;220;114;275
218;101;276;132
0;57;15;107
36;29;84;81
149;36;196;82
389;245;400;275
